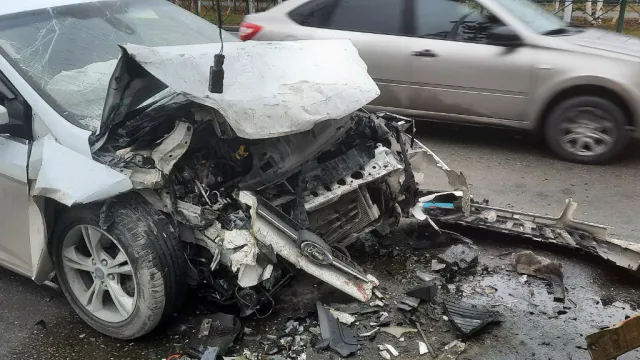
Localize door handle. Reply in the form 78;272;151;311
411;49;438;57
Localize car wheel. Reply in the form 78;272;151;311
51;195;186;339
544;96;630;164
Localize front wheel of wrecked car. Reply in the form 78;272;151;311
51;195;186;340
544;96;630;164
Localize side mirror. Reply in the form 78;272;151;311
488;26;522;48
0;105;8;125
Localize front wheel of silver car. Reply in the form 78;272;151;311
51;195;186;339
544;96;630;165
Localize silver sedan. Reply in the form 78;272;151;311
242;0;640;164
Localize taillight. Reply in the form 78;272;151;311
239;22;263;41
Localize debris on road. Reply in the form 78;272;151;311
406;281;438;302
435;340;466;360
379;326;417;339
382;344;399;357
187;314;242;358
586;313;640;360
444;300;501;339
438;244;479;276
418;341;429;355
513;251;565;302
328;308;357;325
315;302;361;357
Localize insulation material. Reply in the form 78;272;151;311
120;40;380;139
28;135;132;206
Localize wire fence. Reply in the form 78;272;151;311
171;0;640;35
535;0;640;35
169;0;281;27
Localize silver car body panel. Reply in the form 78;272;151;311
245;0;640;135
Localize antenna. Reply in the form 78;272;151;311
208;0;225;94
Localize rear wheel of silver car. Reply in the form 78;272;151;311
51;195;186;339
545;96;630;164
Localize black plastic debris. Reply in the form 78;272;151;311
315;301;360;357
406;280;438;302
513;251;565;302
443;300;501;339
188;313;243;356
438;245;478;272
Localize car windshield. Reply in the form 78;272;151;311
493;0;568;34
0;0;236;132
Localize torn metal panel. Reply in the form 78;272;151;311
239;191;375;302
150;121;193;174
115;41;379;139
28;136;133;206
446;199;640;276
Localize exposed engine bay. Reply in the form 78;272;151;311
93;100;436;316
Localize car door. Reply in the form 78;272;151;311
0;72;33;277
403;0;536;123
286;0;416;112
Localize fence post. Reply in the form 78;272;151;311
617;0;628;32
193;0;199;15
563;0;573;23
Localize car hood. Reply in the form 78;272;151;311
98;40;380;141
562;28;640;59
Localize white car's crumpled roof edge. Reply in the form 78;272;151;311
120;39;380;139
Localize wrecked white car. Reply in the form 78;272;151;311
2;0;639;345
0;0;453;339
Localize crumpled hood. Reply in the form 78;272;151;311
563;28;640;59
105;40;380;140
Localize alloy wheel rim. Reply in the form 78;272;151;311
559;107;617;157
61;225;137;323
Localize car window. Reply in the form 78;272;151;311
325;0;403;35
289;0;337;27
414;0;503;43
0;0;236;133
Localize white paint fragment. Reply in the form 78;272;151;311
418;341;429;355
379;350;391;360
28;135;132;206
384;344;399;357
121;40;380;139
329;308;356;325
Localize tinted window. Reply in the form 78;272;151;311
414;0;503;43
326;0;403;35
289;0;336;27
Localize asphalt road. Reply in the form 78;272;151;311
1;123;639;359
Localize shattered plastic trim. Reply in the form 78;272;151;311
450;200;640;275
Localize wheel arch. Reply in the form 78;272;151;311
534;82;637;132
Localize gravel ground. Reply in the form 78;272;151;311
1;123;639;359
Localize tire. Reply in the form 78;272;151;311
544;96;630;164
51;194;186;339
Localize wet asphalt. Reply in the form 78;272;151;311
1;123;639;359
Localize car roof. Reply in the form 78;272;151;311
0;0;106;17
